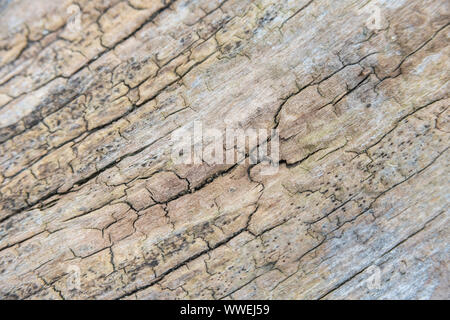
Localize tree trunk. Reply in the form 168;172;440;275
0;0;448;299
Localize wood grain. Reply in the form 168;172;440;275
0;0;448;299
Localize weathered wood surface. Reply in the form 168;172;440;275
0;0;448;300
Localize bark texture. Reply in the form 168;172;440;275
0;0;448;299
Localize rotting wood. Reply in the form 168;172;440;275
0;0;448;300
